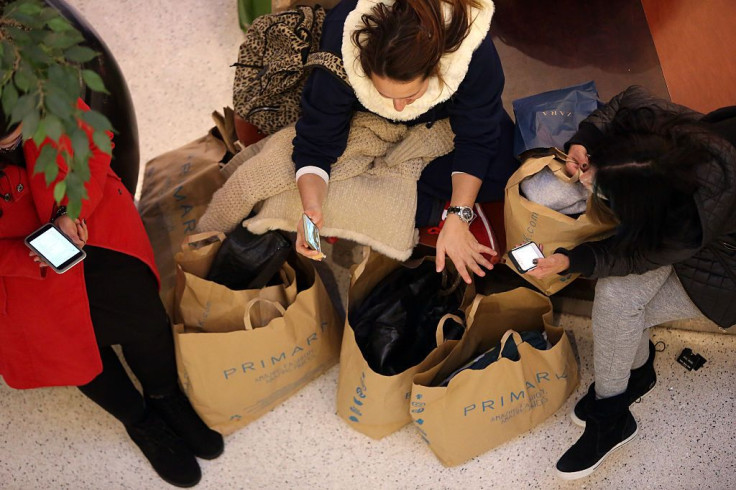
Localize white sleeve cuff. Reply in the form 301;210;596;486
451;171;468;176
296;166;330;184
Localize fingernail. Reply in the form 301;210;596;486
532;259;538;264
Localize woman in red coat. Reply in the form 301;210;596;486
0;103;222;487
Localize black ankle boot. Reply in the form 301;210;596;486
571;340;657;427
147;390;224;460
126;410;201;488
556;391;638;480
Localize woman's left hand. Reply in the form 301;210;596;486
526;253;570;279
54;215;88;248
435;215;495;284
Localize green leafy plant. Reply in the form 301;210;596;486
0;0;113;218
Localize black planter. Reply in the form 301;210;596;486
46;0;140;195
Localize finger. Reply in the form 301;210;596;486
476;244;495;256
76;224;87;242
435;246;446;273
296;244;322;259
473;252;494;270
458;263;473;284
467;260;486;278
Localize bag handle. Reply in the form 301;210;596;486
465;294;483;329
435;313;464;346
181;232;226;252
497;330;524;361
243;298;286;330
547;153;582;184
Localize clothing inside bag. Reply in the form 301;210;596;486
206;227;292;290
349;261;466;375
435;329;549;387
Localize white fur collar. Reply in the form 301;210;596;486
342;0;495;121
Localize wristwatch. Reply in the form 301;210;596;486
446;205;475;224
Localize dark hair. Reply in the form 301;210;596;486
352;0;481;82
588;107;716;256
1;111;18;140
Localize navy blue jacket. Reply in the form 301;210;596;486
292;0;511;182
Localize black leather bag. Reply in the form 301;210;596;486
206;226;292;290
349;260;466;376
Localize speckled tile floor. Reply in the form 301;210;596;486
1;1;735;489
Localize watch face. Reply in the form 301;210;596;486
460;208;473;221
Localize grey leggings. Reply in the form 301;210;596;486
592;265;703;398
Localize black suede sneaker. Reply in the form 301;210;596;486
571;340;658;427
126;410;201;488
556;392;639;480
147;390;224;460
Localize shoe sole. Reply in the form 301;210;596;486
196;445;225;460
555;425;639;480
570;382;656;428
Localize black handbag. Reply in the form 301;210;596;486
349;260;466;375
206;226;292;290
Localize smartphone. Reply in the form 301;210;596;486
302;214;323;255
508;241;544;274
24;223;86;274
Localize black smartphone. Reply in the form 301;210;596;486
24;223;86;274
508;241;544;274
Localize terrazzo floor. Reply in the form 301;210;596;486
1;1;735;489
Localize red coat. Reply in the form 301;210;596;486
0;101;158;389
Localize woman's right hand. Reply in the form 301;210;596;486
295;206;325;260
565;144;589;177
54;215;86;248
295;173;328;260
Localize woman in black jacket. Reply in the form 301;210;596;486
529;85;736;480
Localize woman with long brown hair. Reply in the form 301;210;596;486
293;0;516;283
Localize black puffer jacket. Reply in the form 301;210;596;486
565;86;736;328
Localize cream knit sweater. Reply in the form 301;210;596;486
196;112;455;260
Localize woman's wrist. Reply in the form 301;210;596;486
50;205;67;223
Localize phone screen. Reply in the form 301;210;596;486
25;224;86;273
509;242;544;273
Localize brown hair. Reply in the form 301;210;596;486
352;0;482;82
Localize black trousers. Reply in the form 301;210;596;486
76;246;177;426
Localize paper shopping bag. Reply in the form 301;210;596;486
173;254;342;435
512;81;600;158
410;287;579;466
173;232;297;332
504;154;615;295
138;129;229;308
336;247;473;439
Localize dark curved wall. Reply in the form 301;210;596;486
47;0;140;195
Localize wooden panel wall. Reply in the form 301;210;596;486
641;0;736;113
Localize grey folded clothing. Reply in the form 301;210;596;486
520;166;589;215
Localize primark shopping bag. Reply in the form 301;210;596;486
138;129;229;308
172;241;342;435
173;232;297;332
410;288;579;466
504;154;615;295
336;247;472;439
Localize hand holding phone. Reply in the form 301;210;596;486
301;213;326;260
25;223;86;273
507;241;544;274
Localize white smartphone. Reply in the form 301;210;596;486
508;241;544;274
302;213;322;254
24;223;86;274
